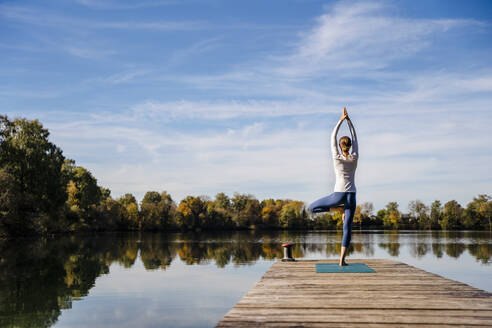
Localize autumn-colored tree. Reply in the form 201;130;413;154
312;212;338;229
61;159;107;230
383;202;401;229
177;196;206;230
352;203;373;228
117;193;139;229
261;199;282;227
331;210;344;229
118;193;137;208
126;203;140;230
63;161;102;213
279;201;306;229
351;205;360;227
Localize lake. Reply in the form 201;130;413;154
0;230;490;328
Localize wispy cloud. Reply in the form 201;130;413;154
0;89;60;99
74;0;180;10
271;1;478;77
165;37;223;68
65;46;117;59
94;70;152;84
0;5;207;31
130;99;331;120
0;4;207;61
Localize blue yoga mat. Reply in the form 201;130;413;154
315;263;375;273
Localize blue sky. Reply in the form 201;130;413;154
2;0;491;210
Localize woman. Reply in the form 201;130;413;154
308;107;358;266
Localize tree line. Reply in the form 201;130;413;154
1;115;491;237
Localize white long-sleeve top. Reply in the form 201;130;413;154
331;118;358;192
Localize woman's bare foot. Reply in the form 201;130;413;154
339;260;348;266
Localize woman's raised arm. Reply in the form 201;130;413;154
347;118;358;158
331;118;343;157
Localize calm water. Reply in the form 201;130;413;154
0;230;490;328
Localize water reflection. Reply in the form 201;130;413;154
379;231;401;256
0;231;490;327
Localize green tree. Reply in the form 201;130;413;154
158;191;177;229
382;202;401;229
312;212;338;229
0;167;21;237
464;195;491;230
61;159;107;230
376;209;387;227
205;193;233;229
118;193;137;207
126;203;140;230
142;191;161;204
140;191;162;230
439;200;463;230
99;187;111;202
214;192;231;211
430;200;442;229
279;201;306;228
231;193;261;228
0;116;66;235
62;160;102;214
409;200;430;230
141;191;177;230
117;193;140;230
100;197;124;230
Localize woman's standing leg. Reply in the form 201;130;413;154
308;192;345;213
339;192;356;266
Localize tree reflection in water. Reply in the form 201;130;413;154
378;230;401;256
0;231;489;327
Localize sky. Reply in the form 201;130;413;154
1;0;492;211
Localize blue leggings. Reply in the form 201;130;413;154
308;192;356;247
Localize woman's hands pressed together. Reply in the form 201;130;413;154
340;107;350;121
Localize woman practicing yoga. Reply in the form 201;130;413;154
308;107;358;266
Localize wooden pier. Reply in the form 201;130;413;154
216;259;492;327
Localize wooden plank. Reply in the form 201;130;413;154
216;259;492;327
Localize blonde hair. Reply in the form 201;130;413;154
339;136;352;153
